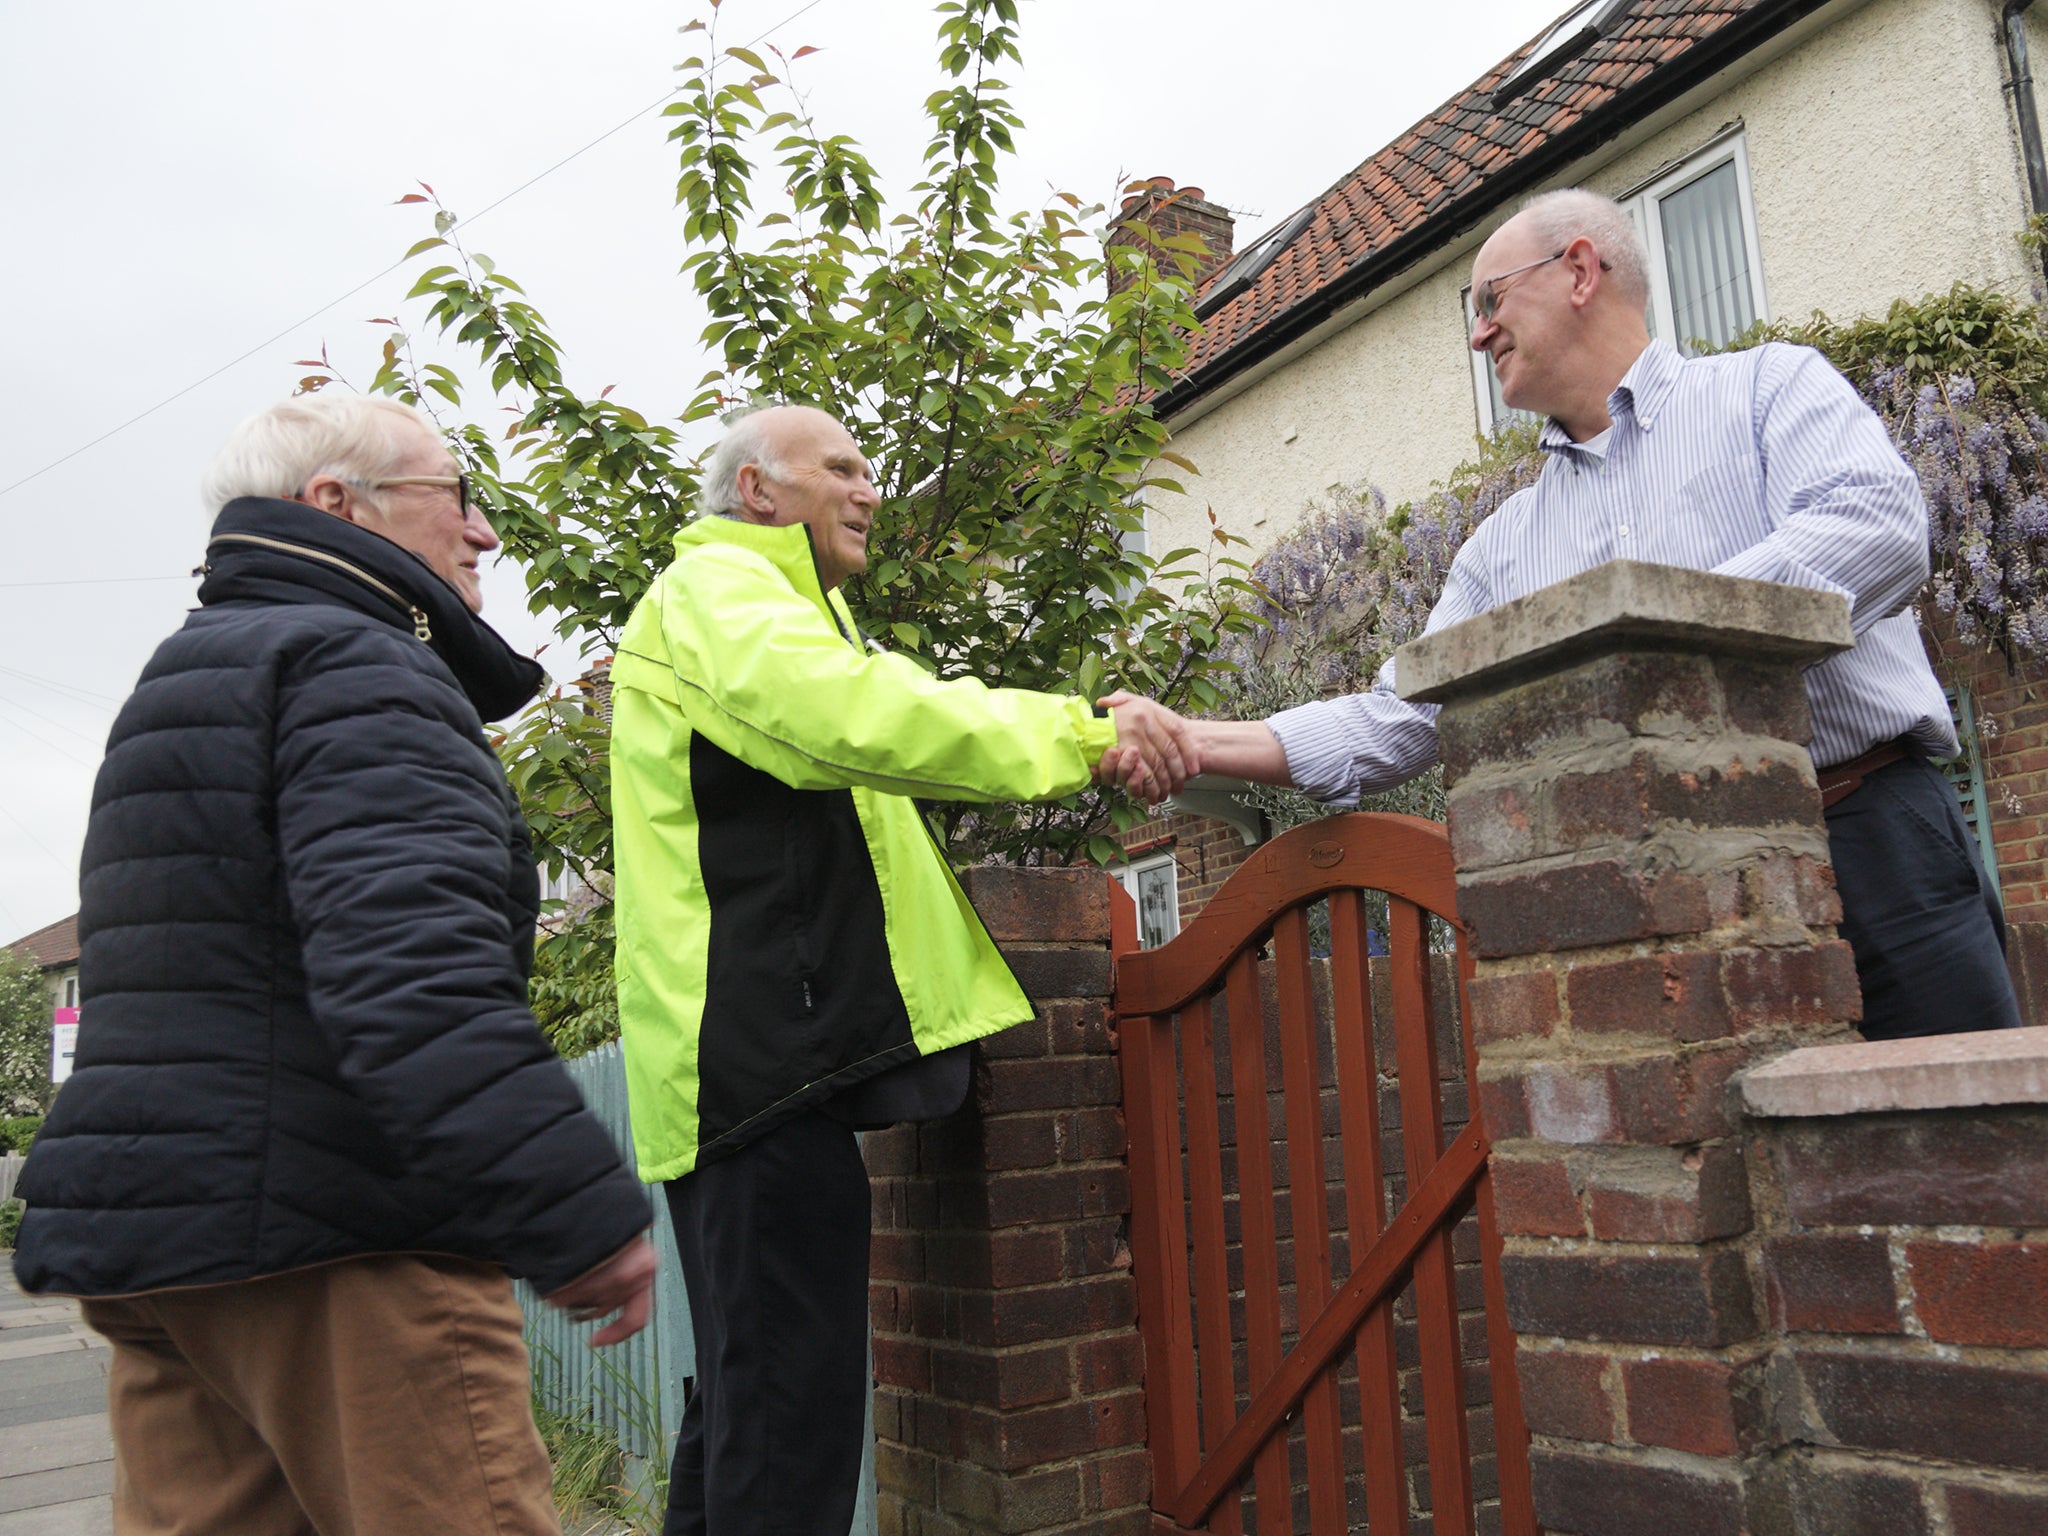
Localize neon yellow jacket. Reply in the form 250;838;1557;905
610;517;1119;1180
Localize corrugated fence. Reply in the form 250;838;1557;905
520;1042;876;1533
515;1042;692;1464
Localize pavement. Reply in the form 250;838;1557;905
0;1264;112;1536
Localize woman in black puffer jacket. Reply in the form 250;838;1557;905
13;395;651;1536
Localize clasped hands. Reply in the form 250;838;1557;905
1093;690;1201;805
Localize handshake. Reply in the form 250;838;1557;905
1091;690;1202;805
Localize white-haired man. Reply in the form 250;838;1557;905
1182;187;2020;1042
608;402;1192;1534
14;392;657;1534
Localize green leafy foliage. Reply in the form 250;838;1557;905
0;951;50;1119
349;1;1256;1052
0;1199;21;1252
0;1116;40;1155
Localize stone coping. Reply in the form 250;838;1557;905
1741;1025;2048;1118
1396;560;1852;705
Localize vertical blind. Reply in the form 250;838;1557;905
1659;158;1757;353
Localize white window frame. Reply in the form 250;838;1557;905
1465;127;1769;434
1627;127;1770;353
1116;852;1181;951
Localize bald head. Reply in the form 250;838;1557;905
700;403;879;590
1468;189;1655;440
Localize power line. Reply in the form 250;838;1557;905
0;686;107;750
0;0;831;505
0;666;125;712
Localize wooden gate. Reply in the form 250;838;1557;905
1110;814;1535;1535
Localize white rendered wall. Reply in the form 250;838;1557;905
1147;0;2038;566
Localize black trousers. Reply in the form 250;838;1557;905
1827;754;2023;1040
662;1111;871;1536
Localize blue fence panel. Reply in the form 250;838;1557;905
517;1042;690;1462
519;1041;876;1534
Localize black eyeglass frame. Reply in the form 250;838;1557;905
357;472;474;512
1472;248;1615;322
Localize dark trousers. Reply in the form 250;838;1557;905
1827;754;2023;1040
662;1110;871;1536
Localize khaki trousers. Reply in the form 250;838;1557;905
81;1253;558;1536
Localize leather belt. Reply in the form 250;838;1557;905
1817;736;1914;809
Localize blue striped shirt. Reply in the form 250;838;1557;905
1268;339;1955;803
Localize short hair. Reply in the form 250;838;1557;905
201;393;430;514
1516;188;1650;307
698;403;793;520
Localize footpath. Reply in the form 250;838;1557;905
0;1264;111;1535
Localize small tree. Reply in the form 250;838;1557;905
0;950;50;1118
332;0;1257;1049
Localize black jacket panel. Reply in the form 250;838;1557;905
14;498;649;1297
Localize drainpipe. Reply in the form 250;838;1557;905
2004;0;2048;280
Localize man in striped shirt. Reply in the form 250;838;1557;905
1184;188;2020;1041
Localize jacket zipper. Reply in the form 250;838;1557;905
208;532;433;642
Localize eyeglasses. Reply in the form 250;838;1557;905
361;473;473;511
1472;250;1612;322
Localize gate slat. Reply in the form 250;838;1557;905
1388;898;1475;1536
1328;889;1409;1536
1180;994;1245;1536
1455;946;1540;1536
1121;1003;1199;1507
1273;907;1346;1533
1223;949;1292;1531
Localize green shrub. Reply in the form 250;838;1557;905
0;1117;42;1155
0;1200;22;1252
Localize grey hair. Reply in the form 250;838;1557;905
698;403;793;519
201;393;429;514
1516;188;1650;306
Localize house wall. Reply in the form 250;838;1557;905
1147;0;2039;562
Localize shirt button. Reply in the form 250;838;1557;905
1618;524;1631;537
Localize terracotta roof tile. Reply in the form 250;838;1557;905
7;913;78;971
1179;0;1786;390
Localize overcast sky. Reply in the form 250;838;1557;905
0;0;1572;941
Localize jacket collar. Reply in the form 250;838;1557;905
673;515;855;635
1538;337;1684;455
200;497;545;722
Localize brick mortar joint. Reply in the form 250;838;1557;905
1448;731;1821;793
1454;826;1833;884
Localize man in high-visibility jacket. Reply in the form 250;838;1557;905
610;403;1190;1534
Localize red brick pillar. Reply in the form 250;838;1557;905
865;866;1150;1536
1397;561;1863;1535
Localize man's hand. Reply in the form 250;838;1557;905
543;1234;658;1348
1095;691;1199;803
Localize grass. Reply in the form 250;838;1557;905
528;1337;670;1535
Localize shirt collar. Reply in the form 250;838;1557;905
1538;338;1684;455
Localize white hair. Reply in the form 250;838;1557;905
697;402;801;519
1517;188;1650;307
200;393;431;514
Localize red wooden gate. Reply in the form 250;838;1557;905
1110;814;1535;1535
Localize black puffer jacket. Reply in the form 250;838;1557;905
13;497;648;1298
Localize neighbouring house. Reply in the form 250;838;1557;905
5;913;78;1016
1114;0;2048;1005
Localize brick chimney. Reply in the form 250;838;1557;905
1107;176;1235;297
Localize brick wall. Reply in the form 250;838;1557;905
1406;561;2048;1535
1739;1078;2048;1532
1114;810;1256;928
866;867;1150;1536
1926;615;2048;926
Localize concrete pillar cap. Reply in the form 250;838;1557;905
1396;560;1853;705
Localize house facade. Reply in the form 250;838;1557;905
5;913;79;1017
1120;0;2048;959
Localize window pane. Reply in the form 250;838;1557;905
1135;862;1178;950
1659;159;1755;353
